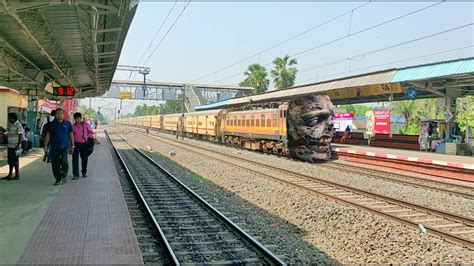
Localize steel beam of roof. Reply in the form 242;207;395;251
2;2;76;87
0;37;41;84
0;1;137;97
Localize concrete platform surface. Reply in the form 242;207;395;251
0;149;60;264
332;144;474;170
1;134;143;264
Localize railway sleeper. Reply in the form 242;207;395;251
414;218;445;223
171;239;242;247
451;230;474;235
160;224;223;231
430;223;465;229
174;247;252;256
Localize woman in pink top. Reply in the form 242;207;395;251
72;112;94;180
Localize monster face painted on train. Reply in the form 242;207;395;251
287;95;334;162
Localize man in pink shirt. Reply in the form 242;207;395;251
72;112;94;180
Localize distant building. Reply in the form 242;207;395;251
0;87;28;127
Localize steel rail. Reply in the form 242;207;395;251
112;131;286;265
105;130;180;265
135;130;474;250
324;161;474;200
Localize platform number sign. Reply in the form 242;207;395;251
406;87;418;100
53;86;75;97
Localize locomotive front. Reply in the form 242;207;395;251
286;95;334;162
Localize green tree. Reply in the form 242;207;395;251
271;55;298;89
239;64;269;94
390;99;445;135
132;104;160;116
456;96;474;131
159;100;181;115
341;104;372;116
80;106;106;123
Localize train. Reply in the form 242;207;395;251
117;94;335;162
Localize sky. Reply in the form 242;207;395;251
88;1;474;117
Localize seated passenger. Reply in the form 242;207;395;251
340;125;351;144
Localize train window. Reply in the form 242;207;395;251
256;119;260;127
280;110;283;118
251;119;254;127
238;119;241;126
267;119;271;127
284;110;287;117
273;118;277;127
246;119;250;127
261;118;265;127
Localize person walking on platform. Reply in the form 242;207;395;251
1;113;24;181
72;112;94;180
41;110;56;163
43;108;74;185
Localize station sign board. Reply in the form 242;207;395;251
119;92;132;99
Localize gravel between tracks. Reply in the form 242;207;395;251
121;128;473;264
149;130;474;217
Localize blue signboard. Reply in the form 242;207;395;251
406;87;418;100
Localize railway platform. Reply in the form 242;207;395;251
0;133;143;264
332;144;474;182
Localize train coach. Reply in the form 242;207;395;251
221;105;288;155
117;95;334;162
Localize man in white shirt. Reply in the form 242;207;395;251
2;113;23;180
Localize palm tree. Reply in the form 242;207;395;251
271;55;298;89
239;64;269;94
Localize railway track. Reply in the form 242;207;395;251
129;129;474;250
134;127;473;199
107;131;286;265
324;161;474;200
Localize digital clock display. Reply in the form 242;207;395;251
53;86;75;96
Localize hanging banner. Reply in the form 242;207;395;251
38;100;58;113
333;112;354;131
374;109;391;134
365;110;375;136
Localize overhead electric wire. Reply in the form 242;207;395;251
136;0;178;67
208;1;444;85
291;1;444;57
190;1;371;83
296;45;474;85
142;0;191;66
298;22;474;75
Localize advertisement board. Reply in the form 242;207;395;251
365;110;375;136
374;109;390;134
333;112;354;131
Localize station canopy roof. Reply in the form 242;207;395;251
0;1;137;98
195;57;474;110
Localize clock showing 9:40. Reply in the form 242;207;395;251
52;86;75;96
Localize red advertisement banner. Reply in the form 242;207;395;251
374;109;390;134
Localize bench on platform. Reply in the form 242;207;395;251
332;131;366;145
370;134;420;150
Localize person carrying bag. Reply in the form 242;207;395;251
72;112;94;180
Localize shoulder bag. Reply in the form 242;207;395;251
83;123;95;155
